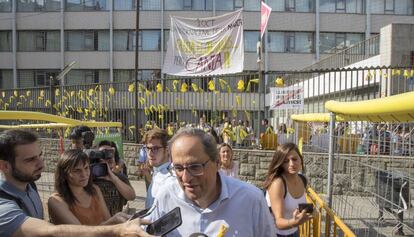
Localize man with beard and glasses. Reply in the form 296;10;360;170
0;129;154;237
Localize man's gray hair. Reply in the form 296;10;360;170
168;127;218;162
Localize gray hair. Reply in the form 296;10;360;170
168;127;218;162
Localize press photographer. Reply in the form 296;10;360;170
85;143;136;215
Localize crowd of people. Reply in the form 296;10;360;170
0;123;315;237
139;116;256;148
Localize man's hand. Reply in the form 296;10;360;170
115;218;156;237
103;212;131;225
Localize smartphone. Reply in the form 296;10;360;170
91;163;108;177
298;203;314;213
147;207;182;236
130;208;150;220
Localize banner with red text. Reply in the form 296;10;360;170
162;9;244;76
270;86;304;110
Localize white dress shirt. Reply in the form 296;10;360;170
145;162;175;208
146;172;275;237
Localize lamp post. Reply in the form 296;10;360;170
134;0;140;143
50;61;76;115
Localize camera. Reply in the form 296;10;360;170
83;149;114;178
90;163;108;177
84;149;115;164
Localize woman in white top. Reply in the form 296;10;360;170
263;143;313;237
218;143;239;178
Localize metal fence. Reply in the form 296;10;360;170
302;35;380;71
0;66;413;144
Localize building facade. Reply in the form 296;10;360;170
0;0;413;89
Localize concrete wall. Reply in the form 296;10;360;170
40;138;414;196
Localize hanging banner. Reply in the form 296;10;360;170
260;2;272;39
270;86;304;110
162;9;244;76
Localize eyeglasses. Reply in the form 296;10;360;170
173;160;210;177
143;145;164;154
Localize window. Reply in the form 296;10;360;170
268;31;313;53
268;0;285;11
114;30;134;51
320;33;336;53
18;70;60;88
285;32;295;52
286;0;295;11
244;31;259;52
336;0;346;12
320;32;364;53
0;70;13;89
165;0;184;10
296;0;313;12
17;0;61;11
140;0;160;10
141;30;161;51
371;0;413;15
66;70;109;85
385;0;394;13
295;32;313;53
394;0;414;15
192;0;213;10
0;31;11;51
114;70;134;83
66;31;109;51
114;0;134;10
18;31;60;51
267;0;313;12
0;0;11;12
320;0;362;13
164;30;170;51
268;32;284;52
113;30;160;51
66;0;109;11
216;0;234;10
244;0;260;11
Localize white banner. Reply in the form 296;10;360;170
162;9;244;76
270;86;304;110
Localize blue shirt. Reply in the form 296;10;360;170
0;180;43;237
145;162;175;208
146;172;275;237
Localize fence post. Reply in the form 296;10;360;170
326;112;336;236
327;112;336;207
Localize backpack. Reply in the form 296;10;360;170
0;182;38;216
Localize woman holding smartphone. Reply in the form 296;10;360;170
263;143;313;237
48;149;129;225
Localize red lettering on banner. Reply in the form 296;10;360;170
185;53;224;73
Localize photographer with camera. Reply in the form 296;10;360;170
69;126;95;150
48;149;131;225
91;141;135;215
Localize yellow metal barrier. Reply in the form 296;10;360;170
299;187;356;237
